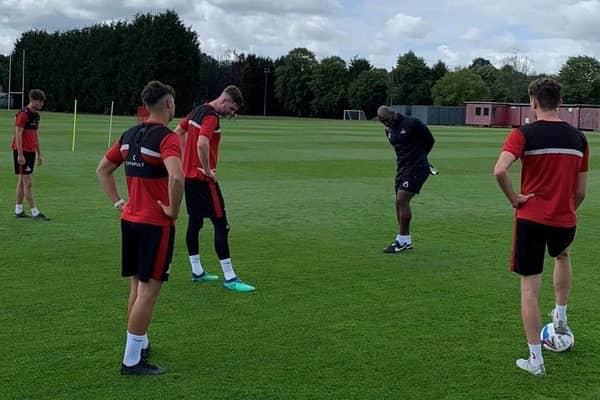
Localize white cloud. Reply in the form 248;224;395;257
384;13;427;39
289;16;335;42
460;27;480;41
437;45;459;65
206;0;342;15
1;0;600;73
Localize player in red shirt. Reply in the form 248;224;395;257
96;81;184;375
11;89;49;220
494;78;588;376
174;85;255;292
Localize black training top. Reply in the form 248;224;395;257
385;114;435;172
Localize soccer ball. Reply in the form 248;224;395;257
540;322;574;352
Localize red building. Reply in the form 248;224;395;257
579;106;600;130
558;106;580;127
465;102;594;129
507;105;522;126
464;102;511;127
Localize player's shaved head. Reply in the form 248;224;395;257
377;106;394;119
377;105;396;126
142;80;175;110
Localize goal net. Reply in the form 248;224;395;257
343;109;367;120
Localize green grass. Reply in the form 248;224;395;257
2;110;600;399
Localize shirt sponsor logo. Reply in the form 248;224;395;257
125;154;145;167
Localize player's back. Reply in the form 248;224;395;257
517;120;588;227
118;122;180;226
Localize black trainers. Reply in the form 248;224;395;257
14;212;31;218
141;345;151;362
120;360;166;376
32;213;50;221
383;240;413;253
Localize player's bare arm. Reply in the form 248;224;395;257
36;133;44;166
173;125;187;136
157;156;184;219
196;135;215;180
494;151;534;208
96;156;125;211
575;172;587;209
15;126;25;164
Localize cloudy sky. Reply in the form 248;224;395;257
1;0;600;73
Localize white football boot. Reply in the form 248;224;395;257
516;358;546;376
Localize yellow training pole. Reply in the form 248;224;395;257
71;99;78;152
107;100;114;148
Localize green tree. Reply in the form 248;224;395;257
0;54;8;93
470;64;504;101
558;56;600;104
347;68;388;118
391;51;432;105
274;48;317;116
431;68;490;106
348;57;372;82
468;57;493;70
495;65;529;103
309;56;348;118
10;10;202;114
227;53;275;115
430;60;449;84
495;54;531;103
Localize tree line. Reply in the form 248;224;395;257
1;10;600;118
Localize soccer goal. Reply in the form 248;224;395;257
343;109;367;120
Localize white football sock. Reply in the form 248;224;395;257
189;254;204;275
396;234;411;245
555;304;567;321
142;333;149;350
15;204;23;214
123;331;144;367
220;258;236;281
31;207;40;217
528;343;543;367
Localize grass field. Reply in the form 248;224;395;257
2;109;600;399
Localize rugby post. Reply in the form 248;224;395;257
71;99;78;152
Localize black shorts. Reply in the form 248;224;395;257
121;220;175;282
511;219;576;276
13;150;36;175
185;178;226;219
395;167;429;194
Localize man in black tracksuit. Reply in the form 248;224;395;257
377;106;435;253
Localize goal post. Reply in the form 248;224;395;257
343;109;367;120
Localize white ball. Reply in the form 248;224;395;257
540;322;574;352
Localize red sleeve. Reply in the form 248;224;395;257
160;133;182;160
197;115;219;140
581;145;590;172
179;114;190;131
105;140;123;165
15;112;28;128
502;128;525;159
